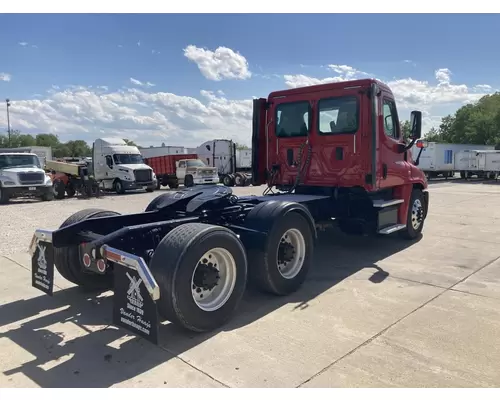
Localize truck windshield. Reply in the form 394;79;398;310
276;101;310;137
113;154;144;164
186;160;206;168
0;154;41;169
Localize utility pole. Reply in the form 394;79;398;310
5;99;11;147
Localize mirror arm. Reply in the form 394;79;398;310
414;147;424;166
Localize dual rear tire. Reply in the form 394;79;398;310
149;206;315;332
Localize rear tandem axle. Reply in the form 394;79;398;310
29;184;427;344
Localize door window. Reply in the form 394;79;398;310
105;155;113;168
382;99;399;139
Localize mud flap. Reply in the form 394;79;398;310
31;240;54;296
112;262;159;345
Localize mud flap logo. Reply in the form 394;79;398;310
31;241;54;296
113;267;159;344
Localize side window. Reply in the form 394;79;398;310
318;96;358;134
105;155;113;168
178;161;186;168
382;99;399;139
275;101;310;137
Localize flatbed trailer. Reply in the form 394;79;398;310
29;78;429;344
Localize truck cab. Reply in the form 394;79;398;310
176;158;218;187
0;152;54;203
252;78;429;236
92;138;157;194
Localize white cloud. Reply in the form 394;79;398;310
0;85;252;148
129;78;156;88
18;42;28;46
183;45;251;81
0;73;12;82
285;65;372;88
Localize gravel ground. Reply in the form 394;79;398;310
0;185;266;256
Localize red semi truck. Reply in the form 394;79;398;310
28;78;429;344
144;154;219;189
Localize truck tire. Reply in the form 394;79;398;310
41;192;54;201
53;179;66;200
185;175;194;187
222;174;234;187
149;223;248;332
113;179;125;194
234;173;245;187
66;185;76;198
399;188;426;240
244;202;314;296
53;208;121;291
0;187;9;204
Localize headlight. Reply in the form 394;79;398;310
1;180;15;186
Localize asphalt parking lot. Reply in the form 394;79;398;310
1;180;500;387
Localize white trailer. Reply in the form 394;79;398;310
455;149;500;179
412;141;494;179
139;145;185;159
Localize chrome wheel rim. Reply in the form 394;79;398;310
191;248;237;312
276;228;306;279
411;199;424;230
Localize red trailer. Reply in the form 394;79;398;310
144;153;198;189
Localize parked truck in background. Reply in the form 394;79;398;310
144;154;218;189
411;141;494;179
0;152;54;204
92;138;157;194
28;78;429;344
196;139;252;186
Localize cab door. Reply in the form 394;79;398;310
378;91;408;188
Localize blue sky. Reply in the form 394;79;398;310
1;13;500;147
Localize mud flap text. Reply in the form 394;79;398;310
113;267;159;345
31;241;54;296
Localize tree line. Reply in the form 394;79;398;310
0;131;138;158
401;92;500;149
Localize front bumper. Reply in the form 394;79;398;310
3;185;52;197
29;228;161;344
193;176;218;185
121;180;155;190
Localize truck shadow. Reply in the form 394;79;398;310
0;229;418;388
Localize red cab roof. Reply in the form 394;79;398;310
268;78;390;99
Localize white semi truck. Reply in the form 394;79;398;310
0;152;54;203
92;138;157;194
196;139;252;186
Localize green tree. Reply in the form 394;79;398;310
400;120;411;141
65;140;91;157
36;133;61;147
425;127;441;142
0;130;36;147
235;142;250;150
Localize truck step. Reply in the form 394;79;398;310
378;224;406;234
372;199;404;208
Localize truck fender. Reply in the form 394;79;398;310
241;200;317;250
